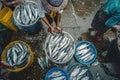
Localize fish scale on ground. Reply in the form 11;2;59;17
45;32;74;63
5;42;30;69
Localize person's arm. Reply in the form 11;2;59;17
42;17;55;34
56;10;63;32
56;13;61;28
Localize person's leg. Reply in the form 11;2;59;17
54;13;62;32
45;14;53;25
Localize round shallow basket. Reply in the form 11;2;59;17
13;1;40;30
67;63;93;80
44;31;75;64
1;40;34;72
45;67;70;80
74;41;97;65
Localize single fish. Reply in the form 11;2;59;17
76;48;90;55
81;76;89;80
83;54;95;62
16;11;21;23
78;69;88;76
51;76;66;80
50;50;59;58
37;58;45;70
56;51;67;61
77;44;88;51
52;43;59;54
61;38;71;50
23;5;30;25
45;56;49;67
70;65;81;78
29;4;35;22
80;52;92;60
58;37;68;50
52;34;60;42
78;49;91;57
20;5;26;24
12;48;18;64
27;4;34;22
48;71;62;78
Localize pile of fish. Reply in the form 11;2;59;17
37;56;49;70
68;64;90;80
6;42;30;69
75;43;95;63
45;32;74;63
47;70;67;80
15;2;39;25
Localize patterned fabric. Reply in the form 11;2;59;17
103;0;120;27
47;0;63;7
41;0;68;12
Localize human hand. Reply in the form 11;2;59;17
48;27;55;35
56;26;62;33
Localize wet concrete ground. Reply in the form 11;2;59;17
1;0;120;80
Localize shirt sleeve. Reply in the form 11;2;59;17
105;8;120;27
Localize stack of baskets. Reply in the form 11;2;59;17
0;7;18;32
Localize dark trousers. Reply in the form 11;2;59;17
91;10;111;34
45;14;57;25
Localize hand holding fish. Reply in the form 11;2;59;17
49;27;55;35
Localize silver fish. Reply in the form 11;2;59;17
23;5;30;25
56;51;67;61
27;4;33;22
15;42;23;51
58;37;68;50
16;11;21;23
52;44;59;54
17;54;30;65
50;50;59;58
12;48;18;64
55;35;63;44
20;5;26;24
29;4;35;22
78;49;91;57
62;38;71;50
48;71;62;78
80;52;92;60
81;76;89;80
51;76;66;80
83;54;95;62
53;34;60;42
70;65;81;78
76;48;90;55
45;56;49;67
78;69;88;76
77;44;88;51
37;58;45;70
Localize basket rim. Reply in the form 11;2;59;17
45;67;70;80
74;40;97;65
44;31;75;64
1;40;34;72
13;1;40;27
